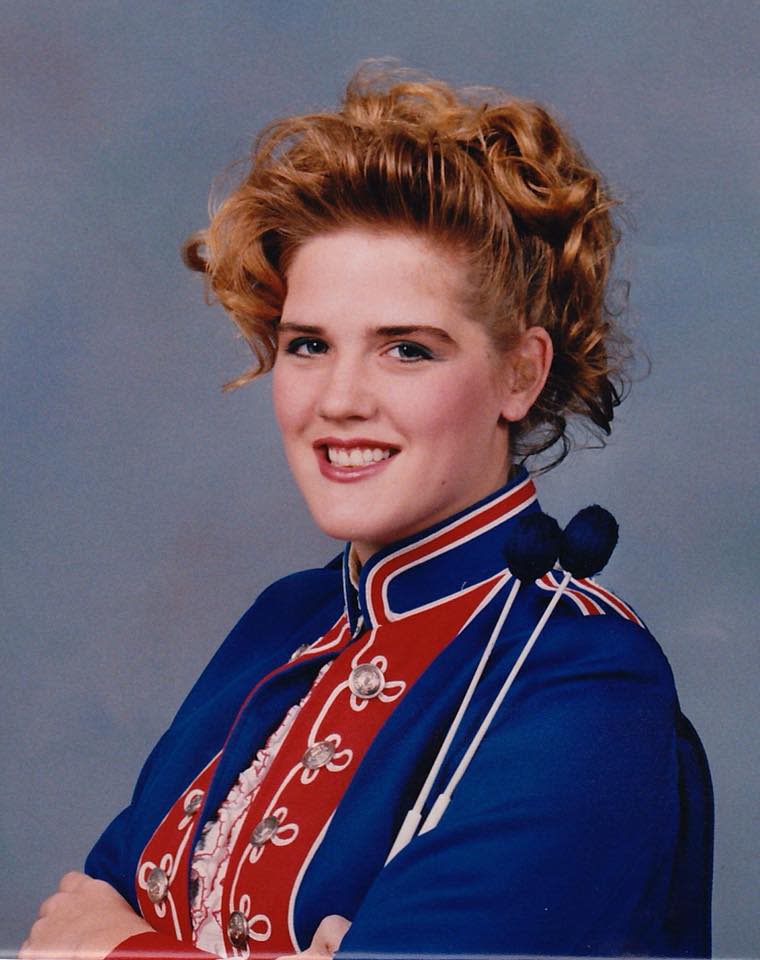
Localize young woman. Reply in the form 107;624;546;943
21;67;712;960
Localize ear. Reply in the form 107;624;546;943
498;326;553;423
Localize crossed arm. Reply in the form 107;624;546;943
20;872;350;960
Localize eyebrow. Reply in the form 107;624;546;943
277;322;323;336
376;325;455;344
277;322;456;344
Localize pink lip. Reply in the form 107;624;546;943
313;437;399;483
313;437;400;451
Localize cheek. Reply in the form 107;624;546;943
423;369;502;438
271;367;303;436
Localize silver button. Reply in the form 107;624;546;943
290;642;310;660
146;866;169;904
250;815;279;846
227;910;248;947
183;791;204;815
349;663;385;699
302;740;336;769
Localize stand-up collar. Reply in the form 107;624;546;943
342;468;538;633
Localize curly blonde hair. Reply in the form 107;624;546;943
184;64;629;468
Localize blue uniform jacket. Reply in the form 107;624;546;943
86;471;712;958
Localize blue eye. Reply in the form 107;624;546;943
388;341;434;361
285;337;328;356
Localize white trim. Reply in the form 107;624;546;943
309;677;352;744
350;626;379;669
420;571;574;835
364;481;536;623
380;568;510;624
386;571;514;863
305;617;350;655
287;813;336;952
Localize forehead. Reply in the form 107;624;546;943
282;227;470;321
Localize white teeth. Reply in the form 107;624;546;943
327;446;350;466
326;445;393;466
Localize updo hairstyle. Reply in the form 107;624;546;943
184;64;629;468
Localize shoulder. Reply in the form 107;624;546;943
174;560;344;713
233;560;344;640
216;558;343;656
535;569;648;634
455;576;681;819
516;570;674;690
470;571;680;764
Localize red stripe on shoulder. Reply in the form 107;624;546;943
573;578;645;627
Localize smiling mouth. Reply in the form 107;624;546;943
313;439;400;471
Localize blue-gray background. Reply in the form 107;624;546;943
2;1;758;956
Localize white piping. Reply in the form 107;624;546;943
287;813;335;952
385;571;517;864
377;492;537;623
364;478;534;623
419;570;573;835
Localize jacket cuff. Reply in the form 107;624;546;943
106;930;218;959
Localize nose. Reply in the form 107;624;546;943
316;353;378;422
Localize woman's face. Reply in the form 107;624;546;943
272;228;521;563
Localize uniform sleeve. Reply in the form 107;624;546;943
85;696;184;904
85;805;138;905
337;618;681;959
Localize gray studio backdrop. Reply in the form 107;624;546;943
2;1;758;956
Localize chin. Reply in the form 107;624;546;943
316;518;388;550
307;506;398;554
